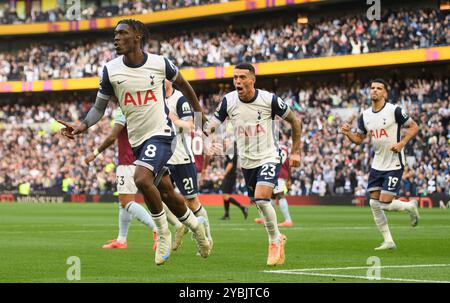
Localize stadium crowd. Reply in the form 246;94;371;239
0;0;225;24
1;77;448;198
1;8;449;81
0;97;118;195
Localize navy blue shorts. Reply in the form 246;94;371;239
167;162;198;199
132;135;176;176
242;163;281;198
367;168;404;196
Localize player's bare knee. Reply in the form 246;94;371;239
254;191;273;201
370;191;380;200
186;197;199;209
379;194;394;203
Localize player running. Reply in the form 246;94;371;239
255;143;293;226
164;80;213;251
204;62;302;266
60;19;210;265
84;106;158;250
341;78;420;250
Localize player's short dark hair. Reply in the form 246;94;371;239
370;78;389;92
117;19;149;48
235;62;255;75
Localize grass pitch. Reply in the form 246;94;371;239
1;202;449;283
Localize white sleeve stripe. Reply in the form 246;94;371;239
281;107;291;120
403;118;413;127
169;68;178;82
114;121;126;126
97;92;111;100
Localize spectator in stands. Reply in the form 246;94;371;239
0;0;225;24
0;8;448;81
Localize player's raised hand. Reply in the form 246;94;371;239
341;115;355;136
289;153;300;167
71;122;88;136
57;120;88;140
57;119;76;140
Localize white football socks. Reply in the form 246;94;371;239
256;199;281;244
163;203;183;228
151;209;170;236
278;197;292;222
124;201;156;229
117;204;132;243
194;205;212;241
178;208;199;231
369;199;394;243
380;199;414;212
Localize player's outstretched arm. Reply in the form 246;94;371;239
77;96;111;133
84;123;124;165
173;72;207;126
284;111;302;167
391;118;419;153
59;95;111;140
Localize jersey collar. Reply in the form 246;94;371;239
238;89;259;103
122;52;148;68
372;100;387;113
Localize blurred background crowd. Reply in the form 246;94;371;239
0;0;226;24
1;8;449;81
0;0;448;200
1;77;448;197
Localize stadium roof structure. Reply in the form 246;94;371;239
0;46;448;94
0;0;323;36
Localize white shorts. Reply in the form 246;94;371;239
116;165;138;194
273;178;287;195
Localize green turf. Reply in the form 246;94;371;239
0;202;449;283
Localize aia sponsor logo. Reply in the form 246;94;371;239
236;124;266;137
370;128;388;139
124;90;157;106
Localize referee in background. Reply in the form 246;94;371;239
220;139;248;220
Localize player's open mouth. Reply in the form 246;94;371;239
236;87;243;93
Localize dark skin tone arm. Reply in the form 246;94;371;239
173;73;208;127
84;123;124;165
287;160;292;189
199;154;211;186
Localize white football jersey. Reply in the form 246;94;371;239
166;89;195;165
98;52;177;148
357;102;412;171
210;89;290;169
